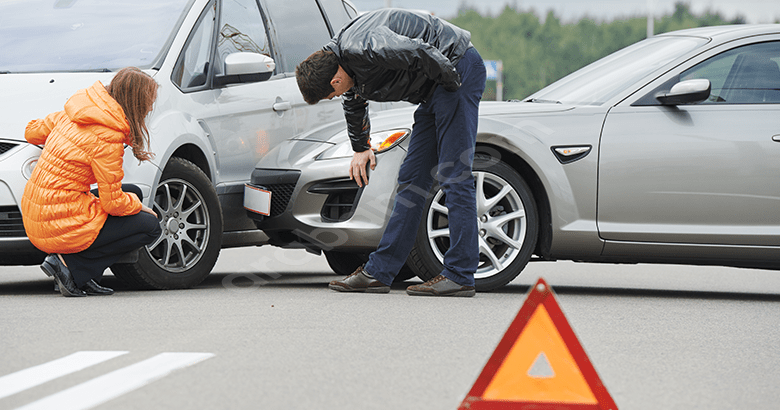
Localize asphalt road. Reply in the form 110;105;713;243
1;246;779;410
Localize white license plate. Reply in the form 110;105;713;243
244;184;272;216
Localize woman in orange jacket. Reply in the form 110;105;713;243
21;67;161;297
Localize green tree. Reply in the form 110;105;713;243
451;2;742;100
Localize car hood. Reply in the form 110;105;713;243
257;100;579;169
0;72;132;143
308;100;576;146
478;100;576;116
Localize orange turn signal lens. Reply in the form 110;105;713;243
374;131;409;153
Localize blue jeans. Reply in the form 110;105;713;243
365;47;486;287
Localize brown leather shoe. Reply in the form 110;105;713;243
406;275;475;297
329;265;390;293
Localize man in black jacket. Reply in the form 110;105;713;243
296;9;486;297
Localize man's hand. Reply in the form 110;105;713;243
442;72;461;92
349;149;376;187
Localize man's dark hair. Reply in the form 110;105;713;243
296;50;340;105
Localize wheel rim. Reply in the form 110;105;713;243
426;171;527;280
146;178;210;273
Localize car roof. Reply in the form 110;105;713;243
657;24;780;42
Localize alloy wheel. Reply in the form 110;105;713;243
426;171;527;280
147;178;210;273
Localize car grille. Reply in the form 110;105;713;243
0;142;18;157
249;169;301;218
265;183;296;217
0;206;26;237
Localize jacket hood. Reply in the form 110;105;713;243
64;81;130;137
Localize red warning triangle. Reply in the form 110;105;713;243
459;278;618;410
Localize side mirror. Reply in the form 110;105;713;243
214;52;276;87
655;79;711;105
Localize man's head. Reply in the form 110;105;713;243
296;50;353;104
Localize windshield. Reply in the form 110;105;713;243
528;35;709;105
0;0;193;73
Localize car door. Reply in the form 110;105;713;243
598;39;780;249
172;0;352;232
204;0;298;190
261;0;352;136
169;0;289;229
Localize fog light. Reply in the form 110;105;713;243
22;157;38;180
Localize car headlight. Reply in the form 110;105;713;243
317;129;410;160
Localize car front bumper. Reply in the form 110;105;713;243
246;146;408;253
0;141;45;265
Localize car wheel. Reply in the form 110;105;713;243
408;156;538;291
111;157;223;289
323;251;417;283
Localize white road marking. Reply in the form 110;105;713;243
0;351;128;400
14;352;215;410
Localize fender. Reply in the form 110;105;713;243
123;109;218;205
475;107;607;258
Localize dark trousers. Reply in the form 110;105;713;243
365;47;487;287
61;184;161;287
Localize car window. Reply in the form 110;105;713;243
172;1;216;90
264;0;333;73
527;35;707;105
215;0;273;75
681;41;780;104
318;0;357;36
342;1;358;19
0;0;192;72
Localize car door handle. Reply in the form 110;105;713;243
273;101;292;112
773;134;780;142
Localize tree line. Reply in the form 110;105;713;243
449;2;758;100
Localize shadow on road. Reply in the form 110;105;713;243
497;282;780;302
3;271;780;302
200;272;780;302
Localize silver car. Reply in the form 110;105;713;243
247;24;780;291
0;0;363;288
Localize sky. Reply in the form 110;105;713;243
349;0;780;24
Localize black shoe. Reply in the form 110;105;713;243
42;258;61;293
81;280;114;296
40;255;86;297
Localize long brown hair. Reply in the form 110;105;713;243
106;67;158;161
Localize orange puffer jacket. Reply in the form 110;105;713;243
21;81;143;254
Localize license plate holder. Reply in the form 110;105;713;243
244;184;272;216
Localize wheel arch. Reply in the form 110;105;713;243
475;141;553;260
170;143;212;181
112;155;223;289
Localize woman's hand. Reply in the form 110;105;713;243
129;192;157;218
140;204;157;218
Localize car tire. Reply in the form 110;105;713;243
323;251;417;283
111;157;223;289
408;155;538;291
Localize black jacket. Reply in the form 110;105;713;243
323;9;472;152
